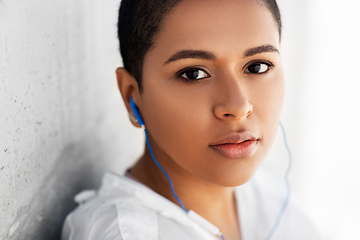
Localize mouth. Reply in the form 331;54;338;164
209;132;259;159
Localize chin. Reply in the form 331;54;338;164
222;171;258;187
204;163;261;188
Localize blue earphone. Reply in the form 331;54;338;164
130;97;187;211
130;97;145;127
129;96;292;240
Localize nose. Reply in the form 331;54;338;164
213;75;253;121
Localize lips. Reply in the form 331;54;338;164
209;132;259;159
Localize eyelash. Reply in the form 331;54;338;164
176;60;275;82
176;66;210;82
244;60;275;74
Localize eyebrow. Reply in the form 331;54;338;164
164;50;216;65
244;45;279;57
164;44;279;65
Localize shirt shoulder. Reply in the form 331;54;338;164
61;172;163;240
61;186;160;240
61;172;217;240
61;197;123;240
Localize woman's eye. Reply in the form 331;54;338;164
245;63;270;74
180;69;209;80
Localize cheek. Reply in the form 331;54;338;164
141;85;207;161
253;71;285;148
139;68;285;186
251;68;284;115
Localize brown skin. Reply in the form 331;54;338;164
117;0;284;239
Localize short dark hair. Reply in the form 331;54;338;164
117;0;282;92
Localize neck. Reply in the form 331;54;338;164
129;145;239;229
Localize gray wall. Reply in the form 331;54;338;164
0;0;143;239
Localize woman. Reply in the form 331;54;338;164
62;0;319;239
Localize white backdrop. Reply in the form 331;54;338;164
276;0;360;239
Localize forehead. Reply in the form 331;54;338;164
146;0;279;63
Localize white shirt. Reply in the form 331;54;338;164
61;169;319;240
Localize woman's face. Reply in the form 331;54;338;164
136;0;284;187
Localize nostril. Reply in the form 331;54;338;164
213;101;253;120
246;110;252;117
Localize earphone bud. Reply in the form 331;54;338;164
130;96;145;127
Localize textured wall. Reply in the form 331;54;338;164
0;0;143;239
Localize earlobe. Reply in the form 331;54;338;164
116;67;141;128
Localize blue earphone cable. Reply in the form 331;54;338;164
264;121;292;240
143;126;188;213
131;96;292;240
130;97;188;212
143;122;292;240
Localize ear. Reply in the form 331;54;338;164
116;67;141;128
